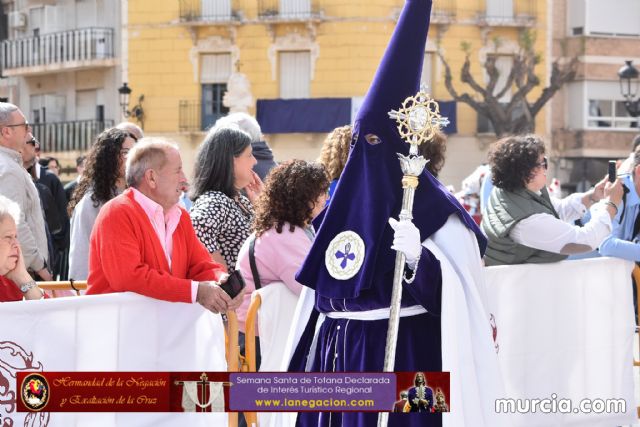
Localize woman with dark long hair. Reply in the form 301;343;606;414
68;128;135;279
190;126;263;272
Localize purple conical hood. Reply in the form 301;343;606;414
356;0;432;123
296;0;486;301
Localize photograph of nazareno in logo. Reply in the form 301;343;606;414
21;373;50;411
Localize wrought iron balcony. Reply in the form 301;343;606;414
0;27;115;75
179;100;228;132
476;0;536;26
33;119;114;153
431;0;457;24
258;0;322;21
178;0;241;23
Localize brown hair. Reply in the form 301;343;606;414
319;125;352;181
419;130;447;177
253;160;329;236
489;134;546;192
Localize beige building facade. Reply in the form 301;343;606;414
0;0;123;177
550;0;640;192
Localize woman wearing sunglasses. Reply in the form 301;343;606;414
482;134;623;266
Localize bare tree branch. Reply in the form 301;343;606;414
438;51;487;113
438;32;578;137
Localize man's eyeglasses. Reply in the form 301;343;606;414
536;157;548;170
3;121;31;131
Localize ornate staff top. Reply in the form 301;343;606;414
388;86;450;156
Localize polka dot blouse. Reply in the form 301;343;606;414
190;191;254;272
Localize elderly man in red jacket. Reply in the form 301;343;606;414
87;138;242;314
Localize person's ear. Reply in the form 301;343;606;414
144;169;157;189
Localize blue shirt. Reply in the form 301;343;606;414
598;174;640;261
479;169;493;214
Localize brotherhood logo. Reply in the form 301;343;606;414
21;373;50;411
325;231;365;280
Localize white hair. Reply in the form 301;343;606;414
116;121;144;140
126;137;179;188
0;102;19;126
214;113;262;143
0;195;20;224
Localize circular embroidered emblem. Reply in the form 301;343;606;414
21;373;50;411
325;231;366;280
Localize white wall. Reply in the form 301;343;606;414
568;0;640;37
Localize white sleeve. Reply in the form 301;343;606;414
550;192;587;222
509;203;612;254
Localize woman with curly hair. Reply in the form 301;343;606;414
319;125;351;202
235;160;329;335
67;128;135;279
482;134;623;266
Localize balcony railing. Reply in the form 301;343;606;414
431;0;457;23
1;27;114;71
258;0;322;21
179;0;240;23
476;0;536;26
179;101;228;132
33;119;114;153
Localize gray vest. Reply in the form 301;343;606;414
482;186;568;266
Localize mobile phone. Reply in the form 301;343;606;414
608;160;616;183
219;270;246;299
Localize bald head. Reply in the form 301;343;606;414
126;138;176;188
126;138;187;212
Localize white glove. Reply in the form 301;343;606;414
388;217;422;269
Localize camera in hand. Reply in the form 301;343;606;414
219;270;246;299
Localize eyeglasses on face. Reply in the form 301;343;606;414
3;121;31;131
536;156;548;170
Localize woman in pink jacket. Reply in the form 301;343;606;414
236;160;330;365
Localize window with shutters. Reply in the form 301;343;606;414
200;0;231;20
200;53;232;129
279;0;311;18
568;0;640;37
279;50;310;99
486;0;513;20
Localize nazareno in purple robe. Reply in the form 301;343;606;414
288;0;487;426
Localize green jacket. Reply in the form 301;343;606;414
482;186;568;266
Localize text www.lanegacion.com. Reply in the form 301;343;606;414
495;394;626;414
255;398;375;409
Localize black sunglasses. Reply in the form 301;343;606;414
536;157;548;170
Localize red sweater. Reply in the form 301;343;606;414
87;190;225;303
0;276;23;302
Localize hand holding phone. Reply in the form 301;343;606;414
218;270;246;299
608;160;617;183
